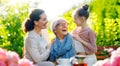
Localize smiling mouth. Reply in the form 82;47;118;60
44;23;47;26
62;30;67;32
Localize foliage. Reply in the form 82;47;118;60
62;6;77;32
0;2;29;58
60;0;120;46
89;0;120;46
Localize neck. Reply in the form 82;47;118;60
77;21;88;29
81;24;88;29
57;34;65;40
33;27;42;36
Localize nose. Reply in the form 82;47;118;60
64;23;68;27
45;19;48;24
63;24;68;28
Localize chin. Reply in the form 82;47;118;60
42;26;47;29
63;32;68;36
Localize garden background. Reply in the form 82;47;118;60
0;0;120;58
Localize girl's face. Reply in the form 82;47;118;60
55;20;68;37
35;13;48;29
73;14;85;26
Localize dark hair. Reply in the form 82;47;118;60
76;4;89;19
22;9;44;32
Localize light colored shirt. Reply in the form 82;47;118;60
24;30;50;64
73;39;85;53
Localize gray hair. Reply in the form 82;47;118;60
51;17;66;32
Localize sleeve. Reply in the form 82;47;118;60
25;37;50;63
84;30;97;54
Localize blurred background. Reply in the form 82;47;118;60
0;0;120;58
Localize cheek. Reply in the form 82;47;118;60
40;22;45;26
39;22;42;26
74;20;79;24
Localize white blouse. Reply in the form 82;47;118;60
24;30;50;64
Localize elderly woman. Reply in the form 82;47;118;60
49;18;75;64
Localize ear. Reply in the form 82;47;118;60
81;16;86;21
34;21;38;25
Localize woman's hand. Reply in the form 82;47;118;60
46;44;51;50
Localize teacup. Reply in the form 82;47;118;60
57;58;71;66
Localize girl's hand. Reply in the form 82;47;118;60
72;33;88;46
72;34;82;42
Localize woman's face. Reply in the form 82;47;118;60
55;20;68;37
73;14;84;26
36;13;48;29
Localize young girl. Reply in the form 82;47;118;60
71;4;97;66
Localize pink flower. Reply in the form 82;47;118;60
94;47;120;66
93;60;103;66
0;60;7;66
102;59;111;66
8;62;18;66
6;51;20;65
0;48;35;66
111;56;120;66
0;48;7;61
18;58;34;66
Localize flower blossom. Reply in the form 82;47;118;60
93;47;120;66
18;58;35;66
0;48;35;66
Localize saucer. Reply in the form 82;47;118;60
56;65;71;66
75;55;86;57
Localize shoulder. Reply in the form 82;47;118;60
24;31;38;44
25;30;38;39
87;27;95;33
87;27;96;37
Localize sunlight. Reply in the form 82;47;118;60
9;0;19;5
38;0;91;20
0;0;27;16
0;0;91;20
9;0;28;5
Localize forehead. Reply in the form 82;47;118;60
39;13;47;19
57;19;67;24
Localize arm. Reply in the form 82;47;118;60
80;30;97;54
25;38;50;63
72;30;97;54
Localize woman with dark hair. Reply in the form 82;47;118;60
22;9;54;66
71;4;97;66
